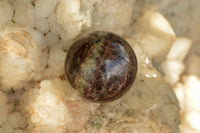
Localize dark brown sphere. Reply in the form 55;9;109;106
65;31;137;102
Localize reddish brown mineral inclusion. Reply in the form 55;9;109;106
65;31;137;102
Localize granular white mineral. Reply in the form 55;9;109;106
0;0;183;133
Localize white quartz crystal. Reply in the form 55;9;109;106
0;0;13;26
0;0;182;132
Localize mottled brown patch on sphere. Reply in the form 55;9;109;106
65;31;137;102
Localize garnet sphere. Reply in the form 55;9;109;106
65;31;137;102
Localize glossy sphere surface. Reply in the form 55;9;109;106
65;31;137;102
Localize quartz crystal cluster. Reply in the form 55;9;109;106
0;0;182;133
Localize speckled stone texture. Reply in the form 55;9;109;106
65;31;137;102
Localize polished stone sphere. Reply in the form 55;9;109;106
65;31;137;102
